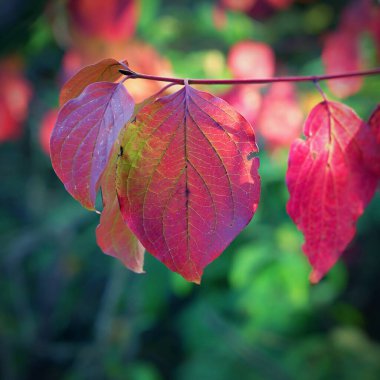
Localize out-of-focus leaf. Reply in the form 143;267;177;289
68;0;138;42
227;40;275;85
0;62;32;142
39;109;58;155
256;82;303;148
322;30;364;98
221;85;262;125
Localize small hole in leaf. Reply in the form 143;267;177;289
247;151;257;160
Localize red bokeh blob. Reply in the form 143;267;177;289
39;109;58;155
227;41;275;85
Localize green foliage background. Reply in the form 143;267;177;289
1;1;380;379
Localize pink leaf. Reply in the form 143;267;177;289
40;109;58;155
256;82;303;148
60;58;127;106
286;101;378;283
68;0;138;41
368;104;380;141
221;0;257;12
221;85;262;125
227;41;275;85
116;85;260;283
0;63;32;142
322;30;364;98
361;104;380;176
51;81;134;210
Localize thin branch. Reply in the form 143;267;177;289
119;67;380;86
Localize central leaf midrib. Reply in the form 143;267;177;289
184;87;190;263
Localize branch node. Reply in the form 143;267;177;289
119;69;138;78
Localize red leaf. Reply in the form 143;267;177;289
39;109;58;155
0;64;32;142
68;0;137;41
322;30;363;98
0;97;16;142
227;41;275;85
340;0;371;34
221;0;257;12
59;58;126;106
256;82;303;148
116;85;260;283
96;142;144;273
266;0;293;10
51;81;134;210
361;104;380;176
286;101;378;283
221;85;262;125
368;104;380;141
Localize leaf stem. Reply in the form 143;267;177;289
119;67;380;86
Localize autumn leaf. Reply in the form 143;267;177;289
221;0;256;12
59;58;127;106
256;82;303;148
286;101;378;283
51;81;134;210
116;84;260;283
68;0;138;42
368;104;380;141
322;30;364;98
39;109;58;155
0;65;32;142
96;140;144;273
361;104;380;176
227;40;275;85
221;85;262;125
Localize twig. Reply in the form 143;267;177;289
119;67;380;86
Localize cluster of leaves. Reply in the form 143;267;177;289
50;56;380;284
3;0;380;378
1;0;379;284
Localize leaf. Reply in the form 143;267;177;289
0;64;32;142
368;104;380;140
286;101;378;283
361;104;380;176
227;41;275;85
221;85;262;125
256;82;303;149
68;0;138;41
39;109;58;155
96;141;144;273
266;0;293;9
221;0;256;12
51;81;134;210
116;84;260;283
322;30;364;98
59;58;127;106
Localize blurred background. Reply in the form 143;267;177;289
1;0;380;379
